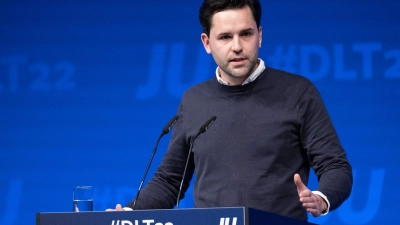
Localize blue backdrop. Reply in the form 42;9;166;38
1;0;399;224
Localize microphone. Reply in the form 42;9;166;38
176;116;217;208
132;115;179;210
162;115;179;134
199;116;217;133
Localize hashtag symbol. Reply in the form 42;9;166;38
268;45;297;73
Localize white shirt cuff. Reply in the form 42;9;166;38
312;191;330;216
123;207;133;211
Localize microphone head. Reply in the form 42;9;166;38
199;116;217;133
162;115;179;134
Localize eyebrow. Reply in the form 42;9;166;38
241;28;255;33
217;28;255;36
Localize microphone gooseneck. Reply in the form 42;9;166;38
176;116;217;208
132;115;179;210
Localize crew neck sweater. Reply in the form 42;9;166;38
128;66;352;221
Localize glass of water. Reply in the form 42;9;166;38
72;186;93;212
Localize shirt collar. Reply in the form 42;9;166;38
216;58;265;86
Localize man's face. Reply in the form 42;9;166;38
201;6;262;85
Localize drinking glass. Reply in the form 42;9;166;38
72;186;93;212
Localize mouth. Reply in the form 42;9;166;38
230;57;246;62
230;57;247;66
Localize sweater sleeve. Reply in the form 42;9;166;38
125;100;195;209
297;84;353;211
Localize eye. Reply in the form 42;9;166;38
241;32;252;37
219;35;231;40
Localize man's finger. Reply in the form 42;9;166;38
105;204;124;211
300;196;315;203
116;204;123;211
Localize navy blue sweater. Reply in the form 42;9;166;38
127;67;353;221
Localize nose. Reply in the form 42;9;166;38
231;36;243;53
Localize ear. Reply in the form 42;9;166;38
258;26;262;48
201;33;212;54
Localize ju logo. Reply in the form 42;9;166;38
135;43;212;100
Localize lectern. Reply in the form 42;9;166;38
36;207;316;225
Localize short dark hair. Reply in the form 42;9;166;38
199;0;262;37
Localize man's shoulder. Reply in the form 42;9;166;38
181;77;216;99
259;67;317;99
186;77;215;92
265;67;313;87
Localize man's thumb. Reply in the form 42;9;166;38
294;173;308;193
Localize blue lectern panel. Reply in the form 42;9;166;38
36;208;314;225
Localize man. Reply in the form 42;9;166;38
110;0;352;221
